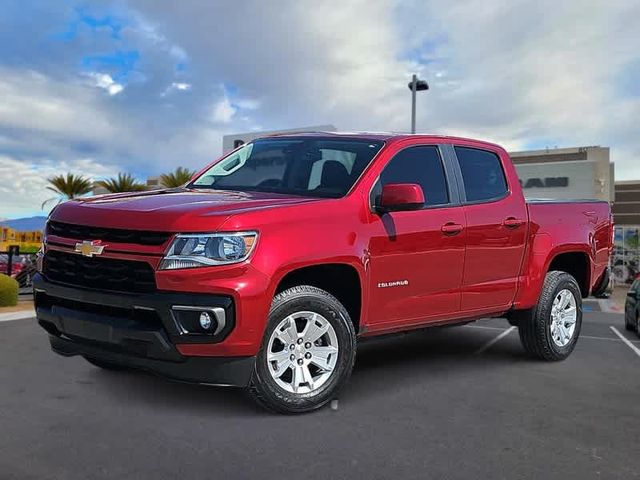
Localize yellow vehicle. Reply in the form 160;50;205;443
0;226;42;254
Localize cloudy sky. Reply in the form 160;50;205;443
1;0;639;218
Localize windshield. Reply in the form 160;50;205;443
190;137;384;198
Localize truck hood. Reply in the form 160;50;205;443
50;188;319;232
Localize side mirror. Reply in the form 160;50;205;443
378;183;425;212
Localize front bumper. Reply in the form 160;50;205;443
33;274;255;386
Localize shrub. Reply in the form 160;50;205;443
0;274;18;307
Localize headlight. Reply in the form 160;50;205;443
159;232;258;270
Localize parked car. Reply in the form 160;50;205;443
34;133;613;413
624;274;640;334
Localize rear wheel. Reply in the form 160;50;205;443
518;271;582;361
248;285;356;414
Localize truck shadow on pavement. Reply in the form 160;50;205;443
87;324;528;415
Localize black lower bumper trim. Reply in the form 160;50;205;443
50;335;255;387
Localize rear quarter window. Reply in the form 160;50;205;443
454;147;508;203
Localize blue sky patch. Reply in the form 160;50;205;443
81;50;140;82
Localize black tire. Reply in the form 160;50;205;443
625;313;634;331
591;267;610;298
83;356;128;371
518;271;583;361
248;285;357;414
625;309;638;332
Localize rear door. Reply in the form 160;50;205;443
366;143;466;329
450;144;528;311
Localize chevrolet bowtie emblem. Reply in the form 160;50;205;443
75;240;106;258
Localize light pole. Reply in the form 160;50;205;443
408;74;429;134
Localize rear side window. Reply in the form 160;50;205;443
455;147;508;202
378;146;449;206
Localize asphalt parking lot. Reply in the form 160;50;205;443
1;306;639;480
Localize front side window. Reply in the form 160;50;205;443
455;147;508;202
191;137;384;198
373;145;449;207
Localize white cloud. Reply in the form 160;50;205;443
234;98;260;110
211;95;236;123
161;81;192;96
87;72;124;96
0;69;115;139
0;155;119;218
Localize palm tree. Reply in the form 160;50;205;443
159;167;195;188
42;173;93;208
96;173;147;193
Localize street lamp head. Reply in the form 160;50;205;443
408;79;429;91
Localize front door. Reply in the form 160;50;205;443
366;144;466;330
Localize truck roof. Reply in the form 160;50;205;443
260;131;504;149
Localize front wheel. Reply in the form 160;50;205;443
248;285;357;414
518;271;582;361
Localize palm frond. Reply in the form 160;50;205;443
96;173;147;193
159;167;195;188
42;173;93;209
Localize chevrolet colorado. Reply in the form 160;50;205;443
34;133;613;413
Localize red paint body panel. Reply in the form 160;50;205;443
46;134;613;357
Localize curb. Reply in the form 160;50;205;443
0;310;36;322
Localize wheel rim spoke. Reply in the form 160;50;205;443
309;345;338;370
275;316;299;345
302;315;330;343
301;364;314;390
291;365;302;393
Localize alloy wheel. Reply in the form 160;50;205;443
550;289;578;347
266;311;339;394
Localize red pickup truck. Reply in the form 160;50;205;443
34;133;613;413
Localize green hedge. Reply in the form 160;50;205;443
0;274;18;307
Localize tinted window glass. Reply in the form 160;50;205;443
378;146;449;206
191;137;384;198
455;147;508;202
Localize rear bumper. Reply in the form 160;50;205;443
33;273;255;386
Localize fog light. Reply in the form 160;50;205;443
171;306;226;336
199;311;212;330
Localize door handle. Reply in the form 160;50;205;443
441;222;464;235
503;217;524;229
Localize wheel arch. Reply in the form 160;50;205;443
273;262;364;333
546;250;592;298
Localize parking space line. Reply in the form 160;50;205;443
463;325;507;332
0;311;36;323
610;327;640;358
474;326;516;354
581;335;620;342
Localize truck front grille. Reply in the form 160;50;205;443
43;250;157;294
47;221;171;246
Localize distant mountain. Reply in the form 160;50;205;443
0;216;47;231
